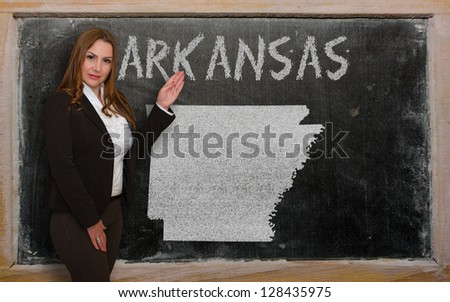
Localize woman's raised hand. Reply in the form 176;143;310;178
156;71;185;110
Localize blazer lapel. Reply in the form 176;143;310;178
80;94;109;135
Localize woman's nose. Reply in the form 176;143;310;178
94;60;102;72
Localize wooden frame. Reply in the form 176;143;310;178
1;1;449;268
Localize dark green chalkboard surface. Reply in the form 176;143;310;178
18;17;429;264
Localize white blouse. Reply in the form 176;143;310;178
83;83;132;197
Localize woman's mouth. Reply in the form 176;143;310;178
89;74;100;80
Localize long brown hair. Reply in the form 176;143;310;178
57;28;136;129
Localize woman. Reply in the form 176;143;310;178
43;28;184;281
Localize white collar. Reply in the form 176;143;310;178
82;82;104;107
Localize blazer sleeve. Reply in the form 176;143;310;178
122;104;175;206
43;93;100;228
137;104;176;158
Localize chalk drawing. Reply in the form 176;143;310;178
146;39;171;81
268;36;292;81
206;36;232;80
118;34;348;82
147;105;323;241
173;33;205;80
297;36;321;80
325;36;349;81
118;35;144;80
234;36;266;81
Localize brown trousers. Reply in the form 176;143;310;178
50;199;123;282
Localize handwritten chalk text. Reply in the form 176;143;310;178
118;34;349;81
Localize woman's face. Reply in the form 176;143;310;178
81;39;113;95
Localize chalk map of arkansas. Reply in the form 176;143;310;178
147;105;323;242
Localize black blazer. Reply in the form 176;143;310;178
43;91;175;228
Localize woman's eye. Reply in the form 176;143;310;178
87;54;95;61
104;59;112;64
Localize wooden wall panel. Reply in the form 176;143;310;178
431;14;450;264
0;1;448;15
0;13;18;269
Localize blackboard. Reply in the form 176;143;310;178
17;17;430;264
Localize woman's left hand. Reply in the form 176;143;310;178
156;71;185;110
